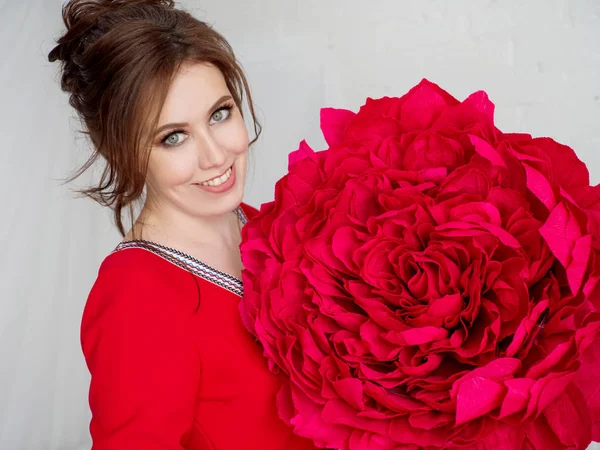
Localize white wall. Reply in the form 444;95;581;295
0;0;598;449
191;0;600;205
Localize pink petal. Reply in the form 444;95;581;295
499;378;535;418
428;294;464;317
531;373;574;417
451;201;502;226
457;358;522;381
455;376;506;424
479;222;522;248
322;399;389;435
470;134;507;168
288;140;316;171
468;421;527;449
462;90;496;123
333;377;365;410
566;234;592;295
331;227;365;272
394;326;448;345
394;81;458;130
363;382;426;413
407;410;453;430
523;163;557;211
526;342;572;379
348;431;401;450
276;383;296;426
539;202;582;267
320;107;356;147
506;300;549;357
388;416;448;448
523;418;565;450
359;320;401;361
285;384;350;447
541;384;592;449
534;137;590;195
573;334;600;440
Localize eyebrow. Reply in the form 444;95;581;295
154;94;233;136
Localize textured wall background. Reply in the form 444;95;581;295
188;0;600;207
0;0;598;448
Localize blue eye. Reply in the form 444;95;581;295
161;131;187;146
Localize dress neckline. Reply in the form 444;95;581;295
113;206;248;297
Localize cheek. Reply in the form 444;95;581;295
216;116;249;155
147;149;196;189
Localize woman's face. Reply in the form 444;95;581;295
145;63;249;219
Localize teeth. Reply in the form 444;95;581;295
201;167;232;187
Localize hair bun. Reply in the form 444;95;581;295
49;0;175;62
48;0;175;99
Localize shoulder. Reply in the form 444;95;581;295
83;248;200;333
90;247;192;301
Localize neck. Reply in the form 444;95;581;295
132;202;241;249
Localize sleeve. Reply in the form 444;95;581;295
81;264;201;450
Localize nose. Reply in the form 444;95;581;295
195;131;227;170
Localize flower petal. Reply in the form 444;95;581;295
455;376;506;424
320;107;356;147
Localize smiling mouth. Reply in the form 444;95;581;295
199;165;233;187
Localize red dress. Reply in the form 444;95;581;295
81;204;316;450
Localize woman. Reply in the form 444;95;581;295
49;1;317;449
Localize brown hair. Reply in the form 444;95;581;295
48;0;261;236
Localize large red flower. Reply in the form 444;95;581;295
239;80;600;449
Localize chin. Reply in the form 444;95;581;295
199;181;245;218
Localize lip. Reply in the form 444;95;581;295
194;163;236;194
